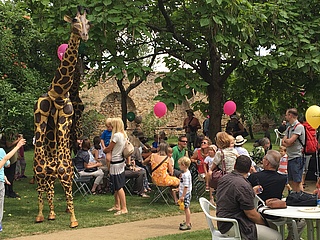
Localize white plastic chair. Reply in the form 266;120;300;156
199;197;241;240
274;129;283;146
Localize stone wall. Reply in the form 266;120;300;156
79;72;207;137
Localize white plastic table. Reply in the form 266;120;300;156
259;206;320;240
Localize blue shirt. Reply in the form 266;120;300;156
101;130;112;146
0;148;10;182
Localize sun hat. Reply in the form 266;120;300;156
208;144;218;152
234;135;247;146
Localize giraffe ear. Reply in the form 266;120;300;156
64;15;72;23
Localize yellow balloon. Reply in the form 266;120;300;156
305;105;320;129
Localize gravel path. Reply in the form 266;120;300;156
10;212;208;240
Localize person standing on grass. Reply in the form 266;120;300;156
183;109;201;151
178;156;192;231
104;117;128;216
0;133;23;198
282;108;305;192
0;137;26;232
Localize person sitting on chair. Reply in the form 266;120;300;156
73;138;104;195
143;142;180;203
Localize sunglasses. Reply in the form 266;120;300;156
180;140;188;143
201;141;208;144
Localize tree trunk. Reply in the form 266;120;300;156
207;77;223;142
117;80;128;129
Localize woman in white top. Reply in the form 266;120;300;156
104;117;128;215
212;132;239;174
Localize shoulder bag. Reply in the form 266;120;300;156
123;138;134;158
209;150;226;189
286;191;317;206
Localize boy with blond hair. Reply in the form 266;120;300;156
178;156;192;230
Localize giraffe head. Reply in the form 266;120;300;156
64;6;90;41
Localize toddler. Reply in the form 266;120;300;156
278;146;288;174
101;118;112;164
204;145;217;200
278;146;291;191
178;156;192;231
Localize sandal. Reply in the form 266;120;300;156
139;193;150;198
114;210;128;216
107;207;120;212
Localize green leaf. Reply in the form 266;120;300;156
200;18;210;27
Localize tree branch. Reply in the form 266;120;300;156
157;0;195;51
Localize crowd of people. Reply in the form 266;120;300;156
0;107;317;238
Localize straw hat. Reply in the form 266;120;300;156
235;135;247;146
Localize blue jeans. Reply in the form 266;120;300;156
287;156;305;183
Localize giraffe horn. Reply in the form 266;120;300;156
77;6;83;14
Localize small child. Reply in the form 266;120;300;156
151;134;159;153
91;136;106;164
204;145;217;197
278;146;288;174
278;146;291;192
0;138;26;232
101;118;112;164
178;156;192;231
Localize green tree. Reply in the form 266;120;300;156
0;1;52;142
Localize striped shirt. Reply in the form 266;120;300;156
278;154;288;174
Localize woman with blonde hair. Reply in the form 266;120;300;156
104;117;128;215
212;132;239;174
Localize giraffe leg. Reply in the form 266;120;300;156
35;183;45;223
47;188;56;220
60;176;78;228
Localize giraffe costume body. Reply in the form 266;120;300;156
33;7;90;228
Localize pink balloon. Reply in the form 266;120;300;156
223;101;236;116
154;102;167;118
57;44;68;61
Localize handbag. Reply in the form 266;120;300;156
84;167;98;172
286;191;317;206
123;138;134;158
265;198;287;209
209;150;226;189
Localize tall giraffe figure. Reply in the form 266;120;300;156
33;7;90;228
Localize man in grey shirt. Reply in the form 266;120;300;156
282;108;305;192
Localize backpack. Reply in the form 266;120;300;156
291;122;318;155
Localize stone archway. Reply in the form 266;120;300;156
100;92;136;118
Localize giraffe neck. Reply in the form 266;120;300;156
48;33;80;100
